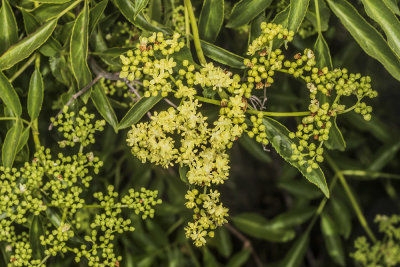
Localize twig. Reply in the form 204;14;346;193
225;223;263;267
48;75;102;130
164;98;178;108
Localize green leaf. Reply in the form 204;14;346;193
178;165;189;184
279;231;309;267
325;117;346;151
21;10;61;57
328;197;351;239
203;247;220;267
382;0;400;16
262;118;329;197
361;0;400;58
30;216;45;259
238;133;272;163
231;213;296;242
268;206;316;230
0;0;18;54
0;72;22;116
31;0;71;3
249;13;265;43
277;179;323;199
118;95;163;130
16;127;30;154
320;212;345;266
326;0;400;81
200;40;245;69
0;19;57;70
272;5;289;25
226;248;251;267
367;140;400;172
27;67;44;121
114;0;171;34
198;0;224;43
70;1;91;91
214;227;232;258
91;83;118;132
148;0;162;23
287;0;310;32
226;0;272;28
314;34;333;69
134;0;149;18
2;119;22;168
89;0;108;34
32;2;71;22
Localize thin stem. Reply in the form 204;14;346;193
9;54;36;82
55;0;83;20
48;75;102;130
340;170;400;180
247;109;310;117
326;155;377;243
314;0;322;34
225;223;263;267
32;120;41;148
184;0;207;65
38;254;51;266
184;3;191;48
0;117;30;125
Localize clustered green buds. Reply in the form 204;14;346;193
121;22;377;246
351;214;400;266
51;106;106;149
1;109;161;266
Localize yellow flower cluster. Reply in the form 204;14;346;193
184;189;228;246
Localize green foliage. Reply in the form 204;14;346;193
0;0;399;265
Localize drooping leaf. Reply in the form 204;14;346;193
2;119;22;168
226;248;251;267
30;216;45;259
200;40;245;69
203;247;220;267
21;10;61;57
238;133;272;163
328;197;352;239
214;227;232;258
114;0;171;34
325;117;346;151
226;0;273;28
27;67;44;121
287;0;310;32
231;213;296;242
70;1;91;92
272;5;289;25
0;19;57;70
278;231;309;267
91;83;118;132
262;118;329;197
320;212;345;266
89;0;108;34
178;165;189;184
31;0;71;3
367;140;400;172
277;179;323;199
198;0;224;43
0;0;18;54
326;0;400;81
118;95;163;130
306;0;330;32
0;71;22;116
268;206;316;230
314;33;333;69
361;0;400;58
0;241;12;265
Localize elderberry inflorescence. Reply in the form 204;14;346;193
1;108;161;266
121;23;377;246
